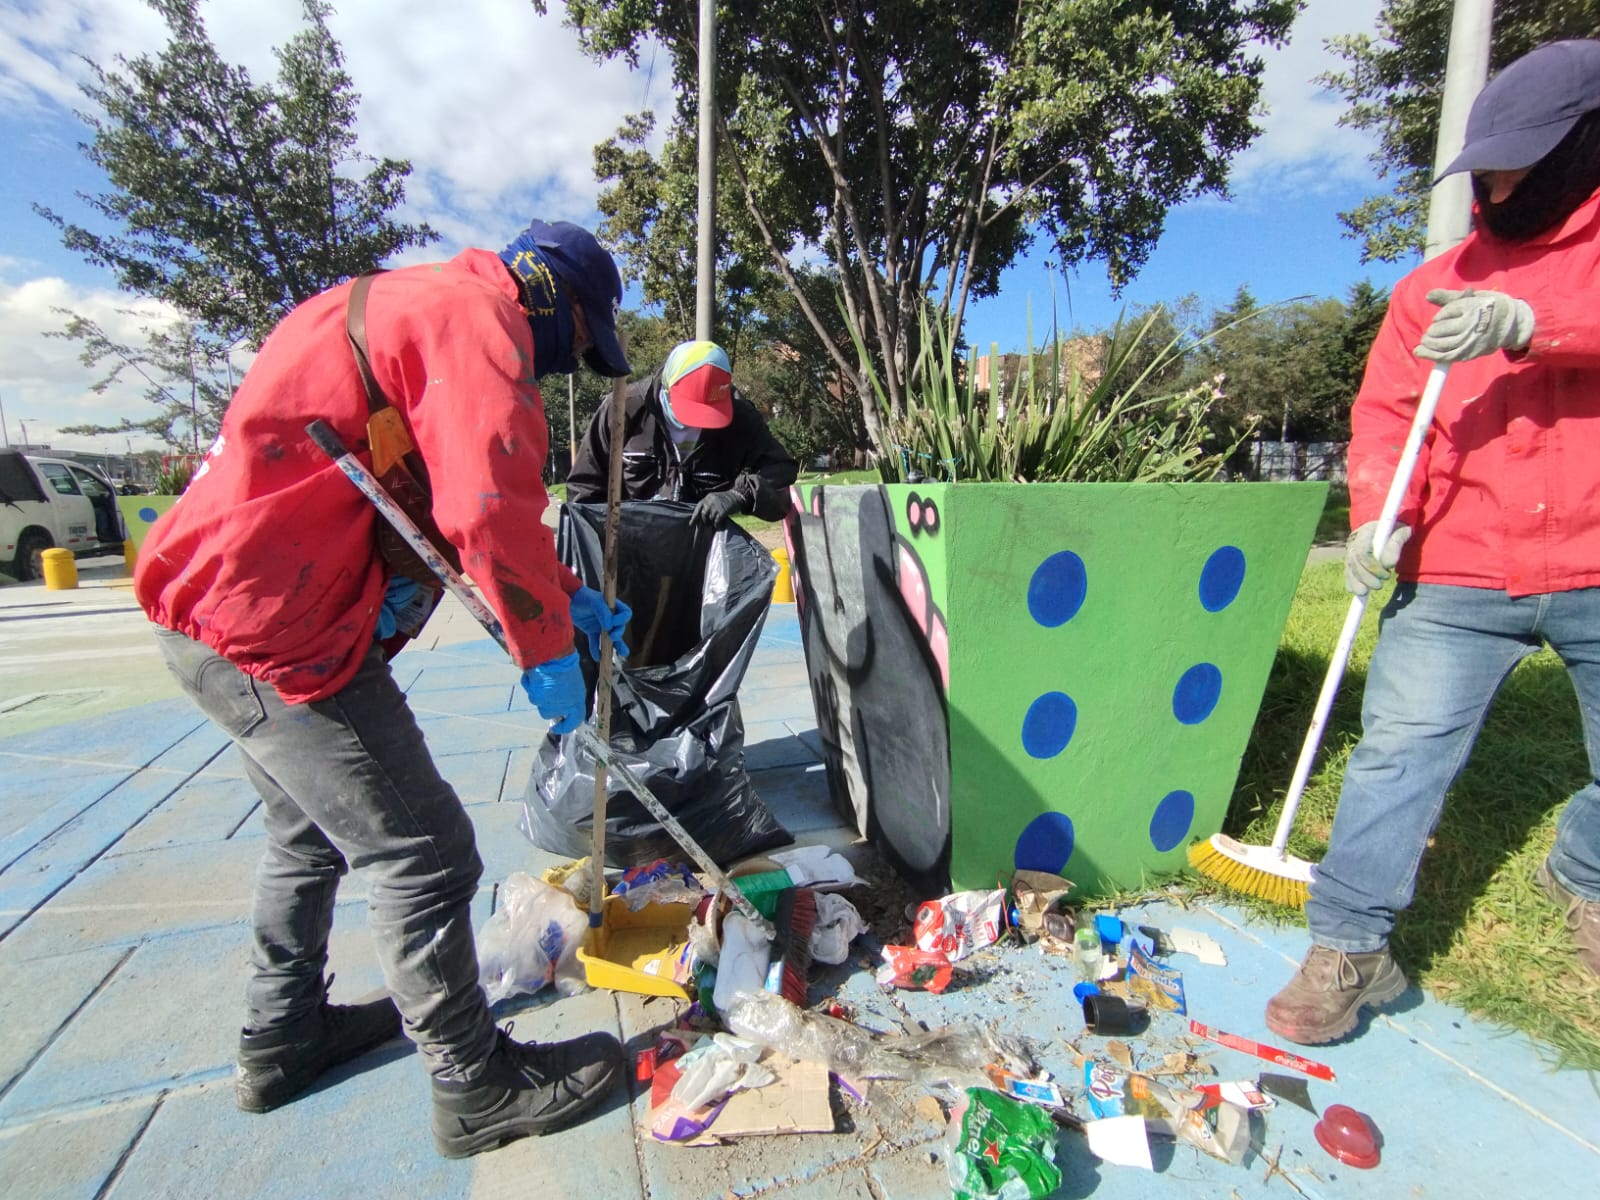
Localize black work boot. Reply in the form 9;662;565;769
431;1029;625;1159
1264;944;1408;1045
1537;859;1600;975
236;991;403;1113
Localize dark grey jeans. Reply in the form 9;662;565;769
154;626;498;1082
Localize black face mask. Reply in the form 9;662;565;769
1474;108;1600;242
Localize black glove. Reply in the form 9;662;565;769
691;489;745;527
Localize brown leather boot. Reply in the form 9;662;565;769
1264;944;1408;1045
1536;859;1600;975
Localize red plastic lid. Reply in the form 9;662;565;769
1314;1104;1380;1169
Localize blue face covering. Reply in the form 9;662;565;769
499;238;578;379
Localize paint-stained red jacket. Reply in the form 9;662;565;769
1350;188;1600;597
135;249;580;703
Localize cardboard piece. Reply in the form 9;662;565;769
652;1052;834;1145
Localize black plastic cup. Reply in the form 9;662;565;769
1082;993;1146;1034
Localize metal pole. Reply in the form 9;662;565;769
1425;0;1494;261
567;374;576;479
694;0;716;341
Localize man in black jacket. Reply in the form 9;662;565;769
566;340;796;524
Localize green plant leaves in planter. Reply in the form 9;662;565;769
855;302;1248;484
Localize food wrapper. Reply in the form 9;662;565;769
914;889;1006;961
1127;938;1186;1014
946;1087;1062;1200
876;944;954;993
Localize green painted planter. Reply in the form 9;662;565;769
117;495;179;551
784;481;1326;898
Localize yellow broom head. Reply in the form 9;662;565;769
1189;834;1313;908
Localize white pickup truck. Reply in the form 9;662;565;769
0;448;130;581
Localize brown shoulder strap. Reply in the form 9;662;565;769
346;273;388;416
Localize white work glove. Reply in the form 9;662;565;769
1415;288;1534;363
1345;521;1412;596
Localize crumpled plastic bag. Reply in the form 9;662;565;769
946;1087;1062;1200
476;872;589;1004
670;1033;777;1108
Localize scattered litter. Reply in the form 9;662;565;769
1188;1020;1336;1081
669;1034;776;1108
1083;993;1147;1035
1169;927;1228;966
914;1095;947;1125
1105;1041;1135;1071
1094;913;1124;949
1075;927;1102;981
915;889;1006;961
1198;1081;1274;1111
768;844;862;889
1126;939;1187;1014
1009;870;1074;943
946;1088;1062;1200
613;858;704;909
1136;924;1175;956
810;892;867;965
877;944;955;993
711;913;773;1014
1086;1114;1154;1170
539;856;595;907
986;1066;1065;1109
1314;1104;1381;1169
476;871;588;1003
1258;1071;1317;1113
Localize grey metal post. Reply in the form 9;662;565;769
1425;0;1494;261
694;0;716;341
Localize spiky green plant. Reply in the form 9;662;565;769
853;302;1248;483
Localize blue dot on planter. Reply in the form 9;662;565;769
1015;812;1076;874
138;507;159;523
1022;691;1077;759
1173;663;1222;724
1028;551;1087;627
1150;790;1195;852
1199;545;1246;612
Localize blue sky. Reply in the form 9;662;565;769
0;0;1415;452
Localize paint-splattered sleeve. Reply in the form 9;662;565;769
392;281;580;670
1347;279;1435;530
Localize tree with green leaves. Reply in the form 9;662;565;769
1323;0;1600;262
50;309;234;455
36;0;435;351
552;0;1297;454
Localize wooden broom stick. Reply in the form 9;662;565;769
589;346;628;931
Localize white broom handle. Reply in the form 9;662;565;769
1268;362;1450;857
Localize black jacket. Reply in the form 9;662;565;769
566;370;797;520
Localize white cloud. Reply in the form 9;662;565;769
1226;0;1389;198
0;267;180;453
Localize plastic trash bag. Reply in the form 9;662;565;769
523;500;792;867
476;872;589;1004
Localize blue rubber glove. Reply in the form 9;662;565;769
520;651;586;734
375;576;421;640
568;586;632;659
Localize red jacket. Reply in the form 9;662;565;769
136;249;580;703
1350;188;1600;597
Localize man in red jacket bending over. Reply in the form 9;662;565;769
136;219;633;1158
1266;41;1600;1046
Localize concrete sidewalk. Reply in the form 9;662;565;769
1;568;1596;1200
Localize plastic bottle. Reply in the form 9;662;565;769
1075;926;1102;982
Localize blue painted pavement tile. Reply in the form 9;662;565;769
391;661;425;693
0;698;202;767
411;714;540;756
467;802;572;889
748;763;843;836
0;1101;159;1200
0;920;398;1124
744;722;821;771
0;944;129;1095
104;776;261;857
742;661;812;695
0;761;132;862
407;663;519;694
501;746;538;802
434;749;512;805
0;835;261;960
0;770;192;941
738;687;820;725
406;683;517;718
786;724;825;758
143;718;233;776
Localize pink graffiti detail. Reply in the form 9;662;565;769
896;538;949;691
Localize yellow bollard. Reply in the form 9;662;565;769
42;547;78;591
123;538;138;576
771;546;794;603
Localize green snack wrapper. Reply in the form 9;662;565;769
947;1087;1062;1200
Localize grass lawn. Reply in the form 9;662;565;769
1214;560;1600;1070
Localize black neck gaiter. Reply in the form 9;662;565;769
1474;108;1600;242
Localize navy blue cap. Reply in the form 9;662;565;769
502;220;629;377
1437;40;1600;180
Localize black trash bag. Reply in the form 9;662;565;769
522;500;793;868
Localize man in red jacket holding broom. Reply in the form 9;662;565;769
136;218;633;1156
1266;41;1600;1046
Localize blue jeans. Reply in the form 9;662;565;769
154;628;498;1082
1308;583;1600;952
